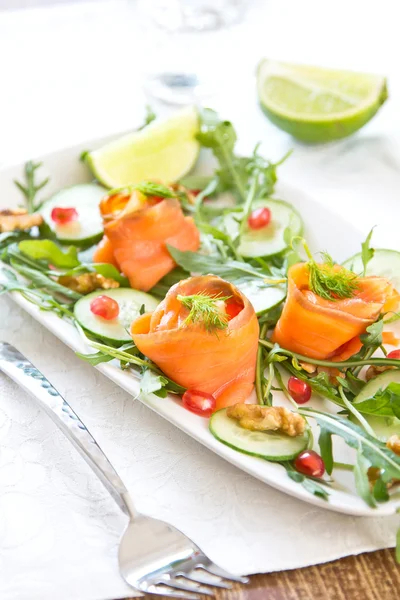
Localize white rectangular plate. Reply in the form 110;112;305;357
1;134;399;517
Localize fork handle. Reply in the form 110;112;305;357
0;342;136;518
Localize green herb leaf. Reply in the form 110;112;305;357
318;429;334;475
140;369;169;396
167;245;268;282
138;105;156;130
361;227;375;276
352;383;400;419
354;445;376;508
283;462;330;500
135;181;176;198
9;261;81;301
14;160;49;213
373;475;390;502
308;251;359;301
360;318;384;347
19;240;80;269
178;292;230;332
91;263;129;286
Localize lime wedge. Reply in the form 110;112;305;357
257;59;388;143
86;106;200;188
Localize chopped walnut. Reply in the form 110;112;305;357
387;435;400;456
0;208;43;232
58;272;120;295
226;403;306;437
365;365;394;381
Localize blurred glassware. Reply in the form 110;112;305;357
139;0;245;104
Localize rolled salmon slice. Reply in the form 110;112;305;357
103;198;200;291
131;275;260;410
272;262;395;360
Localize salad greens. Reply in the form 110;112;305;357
1;107;400;548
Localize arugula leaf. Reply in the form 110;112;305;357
352;383;400;418
0;231;33;251
283;462;330;500
318;429;333;475
9;261;81;301
373;475;390;502
167;244;269;282
140;369;169;398
75;351;115;366
361;227;375;276
360;318;384;347
300;407;400;491
19;240;80;269
354;445;376;508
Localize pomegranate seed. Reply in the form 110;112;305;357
247;207;271;230
294;450;325;478
51;206;78;224
387;349;400;360
90;295;119;320
225;298;243;320
288;376;312;404
190;189;201;196
182;389;216;417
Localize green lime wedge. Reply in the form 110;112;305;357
86;106;200;188
257;59;388;143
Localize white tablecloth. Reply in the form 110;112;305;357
0;2;399;599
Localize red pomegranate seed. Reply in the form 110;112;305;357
288;376;312;404
89;295;119;320
387;349;400;360
182;389;216;417
247;207;271;230
294;450;325;478
50;206;78;224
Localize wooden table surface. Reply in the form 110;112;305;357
129;548;398;600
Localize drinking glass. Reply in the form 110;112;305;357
138;0;246;104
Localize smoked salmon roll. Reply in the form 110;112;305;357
272;262;394;360
131;275;260;410
94;190;200;292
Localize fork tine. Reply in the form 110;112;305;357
165;577;215;597
146;583;202;600
185;570;232;589
205;563;249;584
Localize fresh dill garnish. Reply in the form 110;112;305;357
294;238;359;301
177;292;231;332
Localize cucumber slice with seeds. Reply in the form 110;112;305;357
210;408;310;461
41;183;106;247
238;199;303;258
74;288;159;344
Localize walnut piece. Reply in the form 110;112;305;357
365;365;394;382
387;435;400;456
226;403;306;437
0;208;43;232
58;272;120;295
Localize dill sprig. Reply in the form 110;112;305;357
177;292;231;332
296;239;359;301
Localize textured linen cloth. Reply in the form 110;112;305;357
1;1;400;599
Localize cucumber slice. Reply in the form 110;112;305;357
210;408;310;461
41;184;106;247
238;199;303;258
236;279;286;315
342;249;400;290
74;288;159;344
353;370;400;441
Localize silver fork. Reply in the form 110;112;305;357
0;342;248;599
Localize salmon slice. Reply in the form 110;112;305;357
103;198;200;291
131;275;260;410
272;262;394;360
92;235;119;269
